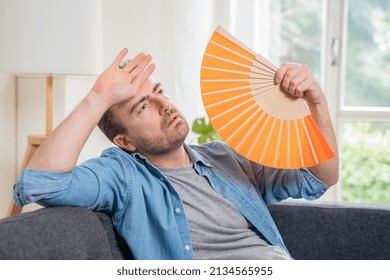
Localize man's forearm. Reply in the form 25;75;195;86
274;63;339;186
26;91;110;172
307;98;339;186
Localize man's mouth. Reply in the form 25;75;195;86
168;114;180;127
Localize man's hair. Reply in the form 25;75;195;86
97;108;128;142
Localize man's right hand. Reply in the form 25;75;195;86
92;48;155;108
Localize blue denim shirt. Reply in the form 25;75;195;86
13;141;328;259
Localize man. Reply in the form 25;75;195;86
13;48;339;259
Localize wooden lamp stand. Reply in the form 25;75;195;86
7;76;54;217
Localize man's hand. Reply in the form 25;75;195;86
92;48;155;107
275;63;324;107
275;62;339;186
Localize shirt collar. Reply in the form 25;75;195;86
129;144;214;168
130;152;149;166
183;143;214;168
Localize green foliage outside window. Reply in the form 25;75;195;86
342;123;390;204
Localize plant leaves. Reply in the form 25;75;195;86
191;117;221;144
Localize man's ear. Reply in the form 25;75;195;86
113;134;137;152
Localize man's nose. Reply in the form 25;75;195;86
156;96;172;115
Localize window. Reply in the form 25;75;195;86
268;0;324;84
340;0;390;204
343;0;390;107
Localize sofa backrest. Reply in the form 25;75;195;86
1;201;390;259
268;201;390;260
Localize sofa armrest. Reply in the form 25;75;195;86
268;200;390;260
0;206;116;260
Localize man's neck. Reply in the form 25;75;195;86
145;145;192;168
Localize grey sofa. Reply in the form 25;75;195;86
0;200;389;260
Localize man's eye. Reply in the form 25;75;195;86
139;103;148;114
157;89;164;95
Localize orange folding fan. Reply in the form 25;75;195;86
200;26;334;169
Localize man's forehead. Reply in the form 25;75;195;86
118;78;160;110
111;79;149;108
128;78;154;100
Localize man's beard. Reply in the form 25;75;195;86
130;111;190;156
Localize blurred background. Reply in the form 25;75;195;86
0;0;389;218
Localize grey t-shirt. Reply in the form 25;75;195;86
159;164;290;260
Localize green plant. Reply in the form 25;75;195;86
191;117;221;144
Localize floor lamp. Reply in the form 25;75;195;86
0;0;102;216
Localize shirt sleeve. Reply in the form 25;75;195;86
225;144;329;205
256;165;329;204
13;148;133;214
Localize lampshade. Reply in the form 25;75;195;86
0;0;102;75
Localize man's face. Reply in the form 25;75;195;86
113;79;190;156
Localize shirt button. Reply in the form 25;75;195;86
175;208;181;214
184;245;190;251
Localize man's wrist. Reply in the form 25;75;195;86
82;90;113;122
86;90;113;112
307;97;334;129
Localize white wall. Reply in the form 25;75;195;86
0;74;16;217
